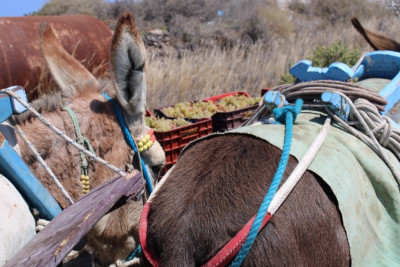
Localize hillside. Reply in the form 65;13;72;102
33;0;400;109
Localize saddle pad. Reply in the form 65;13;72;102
228;110;400;266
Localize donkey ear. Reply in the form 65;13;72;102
110;12;147;116
39;23;99;98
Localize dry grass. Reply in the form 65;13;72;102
146;16;400;110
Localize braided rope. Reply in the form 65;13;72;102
102;93;154;194
352;99;400;158
274;80;387;111
2;89;126;177
323;92;400;183
231;99;303;266
271;80;400;178
62;106;96;194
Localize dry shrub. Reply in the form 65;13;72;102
35;0;106;16
146;13;400;109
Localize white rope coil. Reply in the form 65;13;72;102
324;92;400;183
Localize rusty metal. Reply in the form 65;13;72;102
0;15;112;100
4;171;144;267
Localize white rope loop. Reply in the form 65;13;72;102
353;98;399;149
327;92;400;183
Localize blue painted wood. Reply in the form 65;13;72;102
9;86;28;114
321;92;351;121
0;86;28;123
356;51;400;80
289;51;400;122
0;140;62;220
290;59;354;82
0;96;13;123
263;91;287;111
379;73;400;115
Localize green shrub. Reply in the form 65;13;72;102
309;41;361;67
278;73;296;85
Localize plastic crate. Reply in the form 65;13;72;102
151;118;213;176
155;91;258;133
211;105;258;132
261;88;272;96
153;118;212;150
202;91;250;103
153;103;208;122
203;91;259;132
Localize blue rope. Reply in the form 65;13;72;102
231;99;303;266
102;93;153;194
126;244;143;261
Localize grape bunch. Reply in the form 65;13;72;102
162;101;217;119
215;95;260;112
145;117;191;131
162;93;260;119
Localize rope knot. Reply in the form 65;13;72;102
273;99;303;124
352;98;394;147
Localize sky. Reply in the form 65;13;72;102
0;0;48;16
0;0;115;17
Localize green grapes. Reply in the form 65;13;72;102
162;94;260;119
145;117;191;131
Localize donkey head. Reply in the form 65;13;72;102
36;12;166;264
40;12;166;184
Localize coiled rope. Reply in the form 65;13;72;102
231;99;303;266
273;80;400;182
274;80;387;111
323;93;400;182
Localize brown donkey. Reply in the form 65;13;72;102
351;17;400;51
14;12;165;265
141;112;399;264
142;135;350;266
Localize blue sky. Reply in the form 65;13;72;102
0;0;115;17
0;0;48;16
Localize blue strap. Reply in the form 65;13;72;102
231;99;303;266
126;244;143;261
102;93;153;194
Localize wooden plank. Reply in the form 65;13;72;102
0;139;62;220
4;171;144;267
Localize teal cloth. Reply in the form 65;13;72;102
183;110;400;266
230;111;400;266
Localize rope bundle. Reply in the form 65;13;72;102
270;80;400;182
353;99;400;159
274;80;388;111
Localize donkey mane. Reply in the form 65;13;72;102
13;79;115;124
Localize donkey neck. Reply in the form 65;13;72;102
117;102;146;138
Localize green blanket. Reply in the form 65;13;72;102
230;110;400;266
186;110;400;266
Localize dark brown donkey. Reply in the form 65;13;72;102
14;12;165;266
351;17;400;51
143;134;351;266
